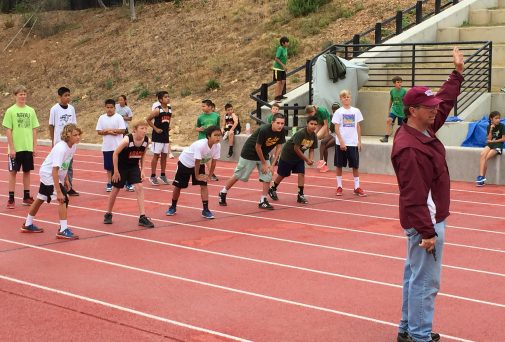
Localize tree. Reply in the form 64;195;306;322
129;0;136;21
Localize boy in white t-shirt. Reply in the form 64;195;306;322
165;126;221;219
96;99;126;192
49;86;79;196
332;90;366;197
21;124;82;240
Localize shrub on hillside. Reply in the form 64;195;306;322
206;79;220;91
288;0;331;17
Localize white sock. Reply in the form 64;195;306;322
26;214;34;226
60;220;68;232
336;176;343;188
260;196;266;202
354;177;360;189
221;187;228;193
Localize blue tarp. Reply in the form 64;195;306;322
461;116;505;147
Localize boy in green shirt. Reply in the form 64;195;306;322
305;104;331;139
2;85;40;209
196;99;220;180
380;76;407;143
273;36;289;102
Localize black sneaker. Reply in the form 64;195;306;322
268;187;278;201
258;199;274;210
397;332;440;342
380;136;389;143
138;216;154;228
297;194;308;204
210;174;219;181
218;191;227;206
103;212;113;224
67;188;79;196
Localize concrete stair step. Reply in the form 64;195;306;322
438;26;505;44
469;9;505;25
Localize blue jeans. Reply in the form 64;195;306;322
399;221;445;342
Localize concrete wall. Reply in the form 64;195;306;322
218;135;505;185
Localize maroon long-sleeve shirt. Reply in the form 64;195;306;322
391;70;463;239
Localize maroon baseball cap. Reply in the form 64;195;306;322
403;86;442;107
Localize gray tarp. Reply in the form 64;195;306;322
312;55;369;112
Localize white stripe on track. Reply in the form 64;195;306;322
0;239;475;342
2;212;503;306
0;274;251;342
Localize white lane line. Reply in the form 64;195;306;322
2;181;504;256
4;146;504;199
0;239;476;342
3;196;505;281
0;275;251;342
3;212;503;306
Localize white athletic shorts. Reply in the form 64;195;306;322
151;142;169;154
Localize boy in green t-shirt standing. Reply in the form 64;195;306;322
273;36;289;102
380;76;407;143
2;85;40;209
196;99;220;180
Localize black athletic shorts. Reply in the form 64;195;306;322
37;182;69;206
172;161;206;189
277;158;305;177
273;69;286;81
112;166;142;189
8;151;34;172
334;146;359;169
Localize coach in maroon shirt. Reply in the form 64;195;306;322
392;47;464;342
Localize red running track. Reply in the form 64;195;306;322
0;144;504;341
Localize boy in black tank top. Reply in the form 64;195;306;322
103;119;154;228
222;103;241;158
147;91;173;186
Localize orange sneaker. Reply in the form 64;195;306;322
336;187;343;196
353;188;367;197
316;160;326;169
319;164;329;173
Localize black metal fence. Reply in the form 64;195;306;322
250;41;491;126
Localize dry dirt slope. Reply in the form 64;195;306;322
0;0;414;146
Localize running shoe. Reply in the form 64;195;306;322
22;197;34;206
105;183;113;192
125;184;135;192
316;160;326;169
6;199;15;209
258;199;274;210
227;151;233;158
165;206;176;216
353;187;367;197
268;186;279;201
201;209;215;219
210;174;219;181
297;194;308;204
336;187;343;196
67;188;80;196
319;164;329;173
138;216;154;228
218;191;227;206
397;332;440;342
103;212;113;224
159;175;170;185
149;176;160;186
168;153;175;159
475;175;486;186
380;136;389;143
56;228;79;240
20;223;44;233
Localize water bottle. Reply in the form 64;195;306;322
245;122;251;134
